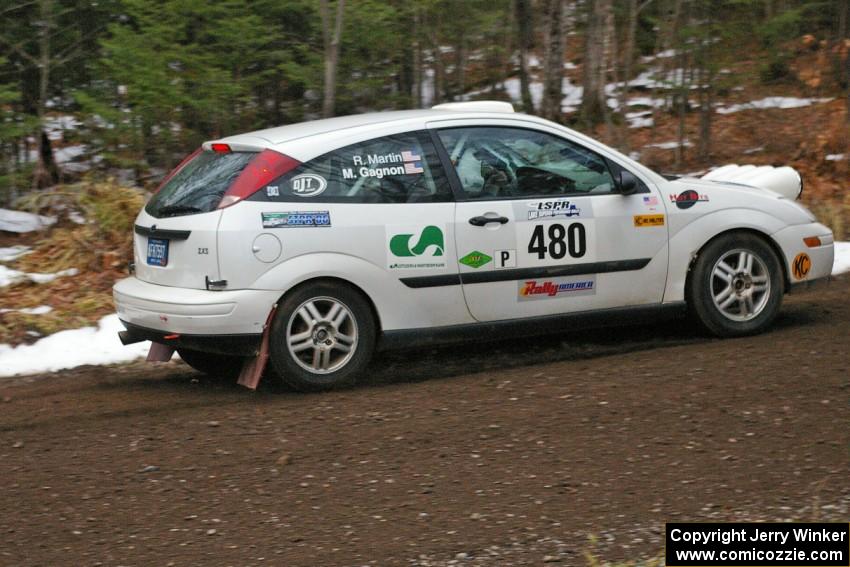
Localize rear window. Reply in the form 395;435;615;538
146;151;256;218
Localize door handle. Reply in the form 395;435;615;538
469;215;509;227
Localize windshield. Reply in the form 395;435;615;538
146;150;256;218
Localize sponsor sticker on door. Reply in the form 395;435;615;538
517;275;597;300
518;198;593;222
387;224;447;270
459;250;492;269
633;214;665;228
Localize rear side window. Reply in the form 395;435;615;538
146;151;256;217
250;131;452;204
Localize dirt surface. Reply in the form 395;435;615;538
1;278;848;567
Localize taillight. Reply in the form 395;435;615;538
218;149;300;208
153;148;201;194
210;143;231;153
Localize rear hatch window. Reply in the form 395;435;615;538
146;151;256;218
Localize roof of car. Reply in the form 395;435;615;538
207;101;666;185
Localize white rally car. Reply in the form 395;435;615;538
113;101;834;391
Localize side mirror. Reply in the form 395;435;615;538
617;170;639;195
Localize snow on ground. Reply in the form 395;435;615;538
0;209;56;233
645;139;693;150
0;305;52;315
0;265;78;287
0;246;31;262
716;97;833;114
833;242;850;276
0;314;150;378
0;244;848;377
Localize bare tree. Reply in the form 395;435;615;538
579;0;611;128
616;0;654;151
541;0;566;121
515;0;536;112
839;0;850;124
320;0;345;118
412;6;423;108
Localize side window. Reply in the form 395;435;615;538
436;127;620;200
251;131;452;204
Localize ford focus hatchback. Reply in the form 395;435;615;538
114;101;834;391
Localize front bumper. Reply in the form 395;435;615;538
113;276;280;336
771;222;834;288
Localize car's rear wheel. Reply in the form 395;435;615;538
268;282;376;392
177;348;245;380
688;232;783;337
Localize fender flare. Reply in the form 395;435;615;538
664;209;787;303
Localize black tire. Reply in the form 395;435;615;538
267;281;376;392
177;348;245;381
687;232;784;337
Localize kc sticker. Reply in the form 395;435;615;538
792;252;811;280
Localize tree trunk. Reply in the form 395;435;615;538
515;0;535;112
579;0;610;129
321;0;345;118
455;30;467;101
33;0;58;187
541;0;566;122
412;6;423;108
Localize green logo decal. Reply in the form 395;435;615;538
459;250;492;269
389;225;445;257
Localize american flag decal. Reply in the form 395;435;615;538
404;161;424;174
401;150;421;162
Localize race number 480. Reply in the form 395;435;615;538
528;222;586;260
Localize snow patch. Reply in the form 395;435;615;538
833;242;850;276
716;97;832;115
0;314;150;378
0;305;52;315
825;154;846;161
0;266;78;287
0;246;31;262
645;140;693;150
0;209;56;233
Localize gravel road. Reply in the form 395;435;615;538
1;277;848;566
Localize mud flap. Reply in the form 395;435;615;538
146;342;175;362
237;304;278;390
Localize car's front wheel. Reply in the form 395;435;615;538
688;233;784;337
268;282;376;392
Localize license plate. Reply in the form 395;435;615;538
147;237;169;266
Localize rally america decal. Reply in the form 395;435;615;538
343;149;424;180
518;275;597;300
262;211;331;228
386;224;447;270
